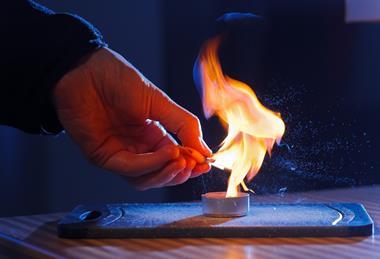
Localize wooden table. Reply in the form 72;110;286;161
0;186;379;258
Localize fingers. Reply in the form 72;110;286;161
123;154;209;190
166;156;196;186
129;157;187;190
179;146;207;163
149;88;212;157
190;163;212;178
103;144;180;177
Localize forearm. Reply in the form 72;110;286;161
0;0;106;134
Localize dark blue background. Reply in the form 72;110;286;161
0;0;379;216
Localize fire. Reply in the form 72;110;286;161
194;36;285;197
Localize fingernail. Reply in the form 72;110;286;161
177;157;187;169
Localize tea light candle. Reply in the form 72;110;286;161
201;192;249;217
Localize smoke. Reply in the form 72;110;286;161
251;78;373;194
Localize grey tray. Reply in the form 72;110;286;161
57;202;373;238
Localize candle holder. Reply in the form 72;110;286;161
201;192;249;217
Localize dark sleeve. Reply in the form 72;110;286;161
0;0;107;134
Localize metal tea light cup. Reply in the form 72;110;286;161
201;192;250;217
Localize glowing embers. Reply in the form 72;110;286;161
194;36;285;197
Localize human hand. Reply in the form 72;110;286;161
53;48;212;190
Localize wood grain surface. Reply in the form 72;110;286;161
0;186;378;259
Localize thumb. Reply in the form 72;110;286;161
149;88;212;157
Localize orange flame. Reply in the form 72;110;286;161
195;36;285;197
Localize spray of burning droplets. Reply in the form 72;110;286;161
194;36;285;197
